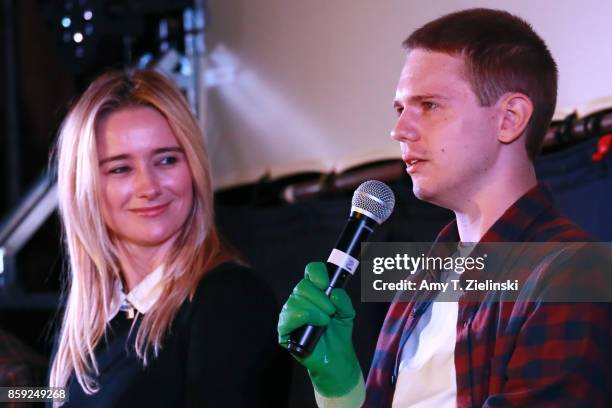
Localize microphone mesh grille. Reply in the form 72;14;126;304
351;180;395;224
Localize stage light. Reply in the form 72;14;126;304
42;0;195;77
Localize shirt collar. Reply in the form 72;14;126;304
108;264;165;321
436;183;555;243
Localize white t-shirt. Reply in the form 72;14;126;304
392;244;472;407
392;300;458;407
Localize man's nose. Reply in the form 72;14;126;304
390;112;420;143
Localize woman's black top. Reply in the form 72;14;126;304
55;263;290;407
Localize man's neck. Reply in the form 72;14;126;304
454;172;537;243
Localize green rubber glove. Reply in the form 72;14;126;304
278;262;361;398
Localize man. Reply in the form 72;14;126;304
278;8;610;407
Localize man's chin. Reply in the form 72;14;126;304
412;183;433;202
412;183;447;207
413;183;457;212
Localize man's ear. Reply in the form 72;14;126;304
497;92;533;144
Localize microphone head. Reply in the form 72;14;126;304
351;180;395;224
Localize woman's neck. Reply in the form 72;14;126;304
116;239;174;292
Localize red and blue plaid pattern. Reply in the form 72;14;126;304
364;184;611;407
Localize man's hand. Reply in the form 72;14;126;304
278;262;361;398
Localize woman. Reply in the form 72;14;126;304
49;70;289;407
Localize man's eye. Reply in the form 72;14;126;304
109;166;130;174
395;107;404;116
158;156;178;166
422;101;438;111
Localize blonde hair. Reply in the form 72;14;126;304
50;69;235;396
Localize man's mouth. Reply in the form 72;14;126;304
405;158;426;174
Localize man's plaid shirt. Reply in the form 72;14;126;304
364;184;611;407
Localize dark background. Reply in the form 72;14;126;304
1;1;611;407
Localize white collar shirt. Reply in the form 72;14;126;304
107;264;165;321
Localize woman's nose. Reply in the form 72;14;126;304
134;167;161;200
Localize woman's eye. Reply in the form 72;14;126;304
109;166;130;174
158;156;178;166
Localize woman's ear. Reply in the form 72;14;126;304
497;92;534;144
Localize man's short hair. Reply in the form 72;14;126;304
404;8;557;160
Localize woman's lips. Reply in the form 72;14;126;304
130;202;171;217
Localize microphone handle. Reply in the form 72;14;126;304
287;213;376;357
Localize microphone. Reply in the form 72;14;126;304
287;180;395;357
